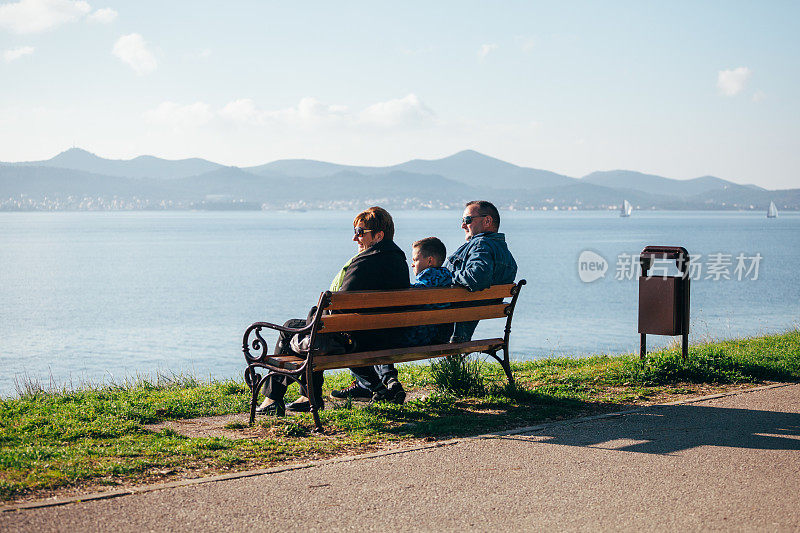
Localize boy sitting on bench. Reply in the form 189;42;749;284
331;236;453;402
404;237;454;345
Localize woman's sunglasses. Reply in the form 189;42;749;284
353;227;374;237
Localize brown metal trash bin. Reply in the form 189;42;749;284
638;246;690;361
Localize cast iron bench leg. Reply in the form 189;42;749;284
245;366;263;426
306;365;324;433
501;346;515;387
249;372;260;426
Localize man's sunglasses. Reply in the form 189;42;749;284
353;227;374;237
461;215;487;225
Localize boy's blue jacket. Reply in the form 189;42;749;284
402;266;453;346
444;232;517;291
412;266;453;291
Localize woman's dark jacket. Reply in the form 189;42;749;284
338;239;410;351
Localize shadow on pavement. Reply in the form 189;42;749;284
500;403;800;455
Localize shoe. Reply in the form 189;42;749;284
331;381;373;401
255;399;285;416
286;398;324;412
387;381;406;404
370;383;405;405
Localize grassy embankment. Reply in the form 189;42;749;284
1;330;799;502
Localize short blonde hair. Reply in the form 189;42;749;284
354;206;395;241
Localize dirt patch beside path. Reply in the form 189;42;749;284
143;383;763;440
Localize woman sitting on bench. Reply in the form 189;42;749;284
255;206;410;415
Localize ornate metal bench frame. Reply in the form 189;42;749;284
242;280;526;432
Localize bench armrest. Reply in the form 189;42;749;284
242;321;313;364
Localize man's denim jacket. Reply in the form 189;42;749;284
443;232;517;291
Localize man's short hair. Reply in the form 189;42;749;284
354;206;394;241
466;200;500;230
413;237;446;265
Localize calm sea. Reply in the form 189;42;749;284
1;210;798;397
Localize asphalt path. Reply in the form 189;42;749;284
3;384;799;532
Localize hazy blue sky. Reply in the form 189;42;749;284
1;1;798;188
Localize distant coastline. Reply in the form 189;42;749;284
2;201;798;212
3;148;798;212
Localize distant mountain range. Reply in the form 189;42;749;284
3;148;223;179
1;147;796;211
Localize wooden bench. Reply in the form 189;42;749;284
241;280;526;432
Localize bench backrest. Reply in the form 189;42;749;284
314;282;524;334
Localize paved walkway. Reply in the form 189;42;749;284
3;384;799;532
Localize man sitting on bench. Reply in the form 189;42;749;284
444;200;518;342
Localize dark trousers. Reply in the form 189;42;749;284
449;297;504;343
262;318;324;402
350;364;398;391
451;320;479;343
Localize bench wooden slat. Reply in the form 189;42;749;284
326;284;515;310
312;338;505;371
264;354;304;370
317;304;508;333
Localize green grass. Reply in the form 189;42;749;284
430;354;486;396
1;330;798;502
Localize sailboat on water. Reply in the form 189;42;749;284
767;201;778;218
620;199;633;217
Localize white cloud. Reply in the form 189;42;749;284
144;101;212;128
3;45;34;62
717;67;751;96
113;33;157;75
219;98;261;125
478;43;498;60
0;0;90;34
219;97;348;128
165;94;435;132
88;7;116;23
266;97;349;127
359;94;434;127
294;97;347;121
